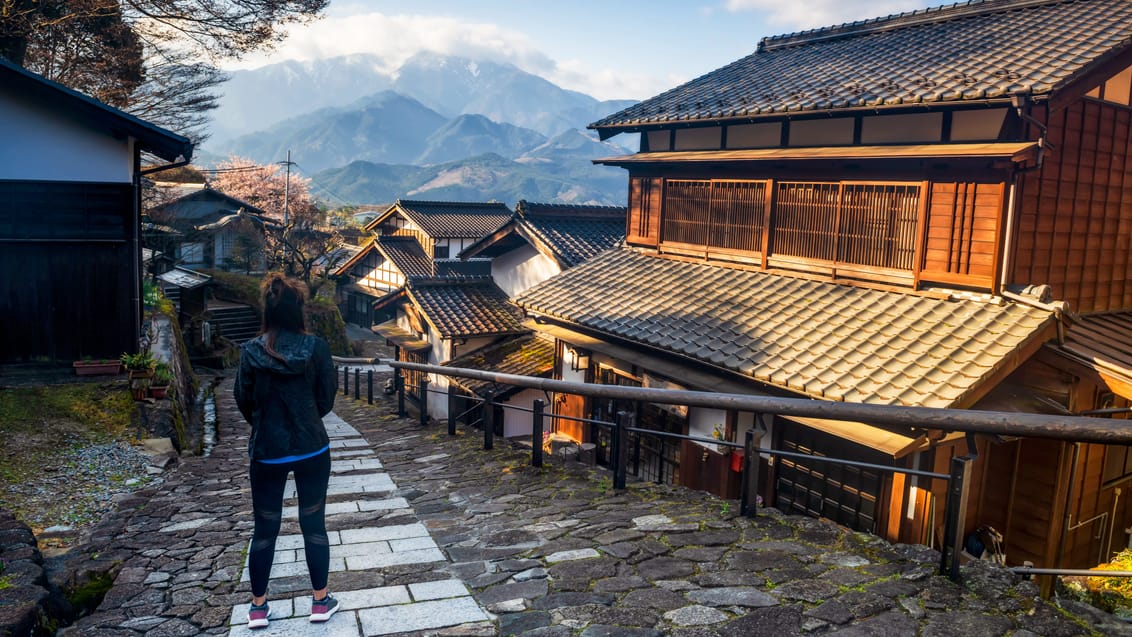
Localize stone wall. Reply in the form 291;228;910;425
0;509;62;636
141;313;201;454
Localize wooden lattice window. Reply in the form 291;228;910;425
772;181;921;271
661;179;767;251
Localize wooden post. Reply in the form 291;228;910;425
367;370;373;405
448;385;457;436
419;378;430;427
354;368;360;400
396;374;406;417
532;399;545;467
613;411;631;490
483;391;495;450
342;366;349;396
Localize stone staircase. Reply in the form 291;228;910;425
207;303;259;344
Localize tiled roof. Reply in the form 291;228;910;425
390;199;513;238
1061;311;1132;400
516;248;1056;408
376;236;434;277
444;334;556;396
516;201;626;267
408;278;527;339
592;0;1132;130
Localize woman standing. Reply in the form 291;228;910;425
235;273;339;628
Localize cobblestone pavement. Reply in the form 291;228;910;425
60;372;1132;636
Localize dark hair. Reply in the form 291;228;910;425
260;273;308;358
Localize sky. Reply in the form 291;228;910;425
225;0;943;101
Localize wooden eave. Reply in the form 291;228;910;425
362;202;402;233
330;238;376;278
372;319;430;352
594;142;1040;166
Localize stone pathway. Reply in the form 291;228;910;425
226;413;491;635
57;374;1132;636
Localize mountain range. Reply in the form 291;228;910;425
204;52;639;206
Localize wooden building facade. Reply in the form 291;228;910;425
516;0;1132;569
0;58;192;363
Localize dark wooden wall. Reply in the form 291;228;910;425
0;180;136;362
1015;98;1132;313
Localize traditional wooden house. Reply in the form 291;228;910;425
375;277;527;419
0;57;193;363
147;187;275;272
334;200;512;327
515;0;1132;570
460;200;626;297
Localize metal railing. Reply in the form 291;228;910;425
333;357;1132;584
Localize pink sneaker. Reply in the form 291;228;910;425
247;602;271;629
309;594;339;623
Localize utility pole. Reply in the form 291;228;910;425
278;150;295;273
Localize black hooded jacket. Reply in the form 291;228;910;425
234;331;337;461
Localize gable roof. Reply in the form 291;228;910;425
151;187;267;224
0;56;193;162
461;200;626;268
365;199;513;239
444;334;556;397
592;0;1132;134
516;248;1057;409
376;236;435;277
407;278;527;339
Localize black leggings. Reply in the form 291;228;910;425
248;450;331;597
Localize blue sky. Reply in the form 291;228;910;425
227;0;942;100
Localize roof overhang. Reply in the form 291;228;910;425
372;319;431;352
594;142;1040;167
1057;312;1132;401
530;318;928;458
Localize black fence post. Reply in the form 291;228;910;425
396;374;406;417
613;411;631;490
419;378;430;426
532;399;545;467
342;366;349;396
354;368;360;400
448;385;457;436
940;433;977;581
740;428;763;516
367;370;373;405
483;391;495;450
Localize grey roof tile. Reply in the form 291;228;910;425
393;199;512;238
375;236;434;277
516;248;1054;407
592;0;1132;131
408;278;526;338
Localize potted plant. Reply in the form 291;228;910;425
149;363;174;399
120;351;156;380
72;358;121;376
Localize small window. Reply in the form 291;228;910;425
180;242;205;264
646;130;671;151
726;122;781;148
433;245;450;259
950;108;1008;141
674;127;722;150
788;118;854;146
860;112;943;144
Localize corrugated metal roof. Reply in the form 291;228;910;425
392;199;513;238
592;0;1132;130
516;248;1056;408
444;334;555;396
409;278;527;339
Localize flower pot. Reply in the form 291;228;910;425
127;369;154;381
149;385;169;399
73;361;121;376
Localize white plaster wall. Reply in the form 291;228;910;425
500;388;542;438
0;92;133;182
491;245;562;297
689;407;729;452
449;336;495;362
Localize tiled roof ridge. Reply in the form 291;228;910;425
759;0;1070;52
407;275;495;287
517;200;627;218
398;198;512;212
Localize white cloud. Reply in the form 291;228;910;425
724;0;930;31
223;9;671;100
